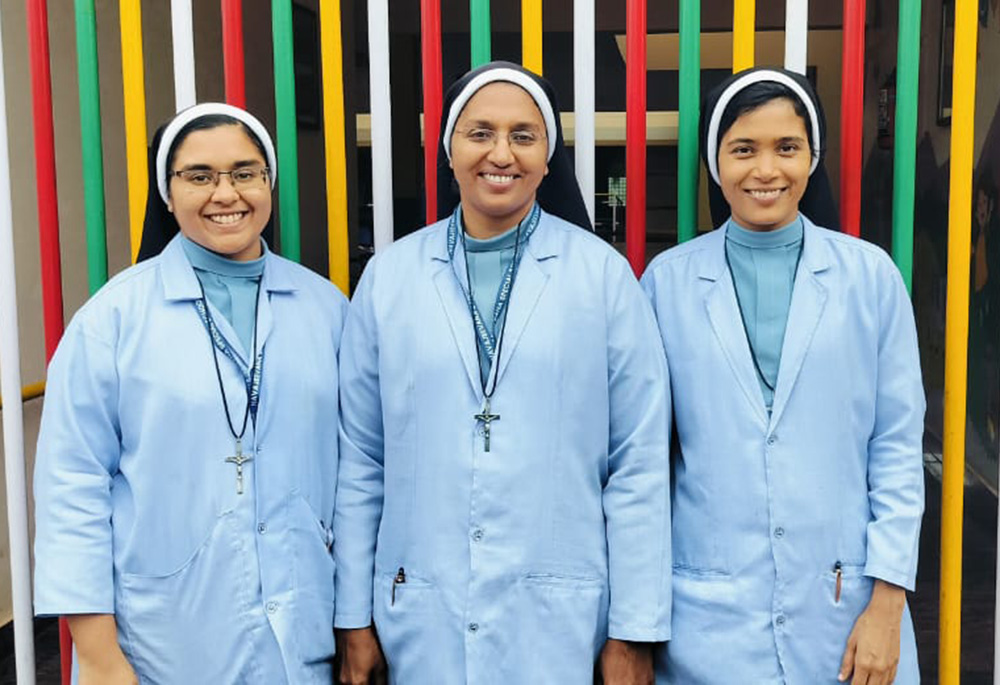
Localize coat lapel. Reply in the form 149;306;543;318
492;251;549;386
769;220;831;429
432;232;486;399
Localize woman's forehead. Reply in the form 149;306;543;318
173;124;264;160
722;99;808;139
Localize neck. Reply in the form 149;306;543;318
461;200;535;239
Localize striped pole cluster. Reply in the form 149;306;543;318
368;0;395;250
422;0;443;225
120;0;147;264
940;0;978;681
221;0;246;108
171;0;196;110
75;0;108;294
892;0;921;292
0;9;39;684
676;0;700;243
470;0;491;67
839;0;865;237
522;0;543;74
272;0;302;262
625;0;646;274
320;0;350;293
573;0;595;225
732;0;754;71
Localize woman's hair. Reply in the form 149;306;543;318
717;81;819;158
164;114;268;176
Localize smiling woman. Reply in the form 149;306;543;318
32;103;348;683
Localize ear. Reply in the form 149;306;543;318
544;164;549;177
167;199;174;213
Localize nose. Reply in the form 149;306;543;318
486;135;514;165
210;173;240;203
753;152;779;181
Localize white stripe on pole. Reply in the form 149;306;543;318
171;0;196;110
0;8;38;684
368;0;394;250
784;0;809;74
574;0;596;226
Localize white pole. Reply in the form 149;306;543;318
0;7;38;683
171;0;196;110
368;0;394;250
995;446;1000;684
784;0;809;74
574;0;596;226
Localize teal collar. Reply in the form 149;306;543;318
726;215;804;249
180;234;266;278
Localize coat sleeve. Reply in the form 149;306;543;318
33;316;121;616
333;261;386;629
864;259;926;591
603;259;672;642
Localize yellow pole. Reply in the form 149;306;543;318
319;0;350;295
940;0;978;682
0;381;45;410
522;0;543;74
732;0;754;71
119;0;147;264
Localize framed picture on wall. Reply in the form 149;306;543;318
938;0;955;125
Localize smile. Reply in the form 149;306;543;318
482;173;517;184
205;212;248;225
745;188;785;200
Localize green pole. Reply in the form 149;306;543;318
75;0;107;292
470;0;491;67
892;0;921;292
677;0;700;243
272;0;301;262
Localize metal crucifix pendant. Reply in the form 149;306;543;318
225;438;254;495
474;398;500;452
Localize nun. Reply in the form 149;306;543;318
641;68;925;684
334;62;672;683
33;103;347;683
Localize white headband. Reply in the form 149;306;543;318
156;103;277;204
705;70;822;186
442;68;557;162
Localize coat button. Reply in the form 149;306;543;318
773;527;784;538
476;426;485;437
767;435;777;446
471;528;484;542
775;614;786;626
266;601;278;614
468;622;479;633
258;522;267;534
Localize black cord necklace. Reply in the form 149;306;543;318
196;278;262;495
463;219;525;453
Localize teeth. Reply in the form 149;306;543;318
483;173;515;184
207;212;246;225
748;189;783;200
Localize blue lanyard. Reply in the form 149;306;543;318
447;203;541;365
193;288;264;426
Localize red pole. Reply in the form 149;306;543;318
221;0;246;108
626;0;647;275
28;2;68;678
839;0;865;237
421;0;443;224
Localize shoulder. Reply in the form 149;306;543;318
807;221;903;282
64;257;166;344
265;253;350;324
643;228;721;281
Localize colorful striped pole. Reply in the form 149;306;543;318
940;0;978;681
892;0;921;291
27;0;65;359
470;0;491;67
573;0;595;225
75;0;108;294
625;0;646;274
368;0;394;250
120;0;148;264
522;0;543;74
221;0;246;108
784;0;808;74
272;0;301;262
839;0;865;237
0;12;39;684
677;0;700;243
421;0;443;225
319;0;350;294
171;0;196;110
732;0;755;71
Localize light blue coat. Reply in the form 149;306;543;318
33;236;347;684
335;210;672;684
641;217;925;684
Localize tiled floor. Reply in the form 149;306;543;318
1;463;996;684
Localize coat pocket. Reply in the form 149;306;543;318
289;495;336;664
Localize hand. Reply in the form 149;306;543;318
78;658;138;685
838;580;906;684
599;638;654;685
336;626;387;685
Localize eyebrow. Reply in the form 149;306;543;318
725;135;806;147
176;160;263;171
460;119;542;130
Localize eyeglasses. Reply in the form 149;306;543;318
453;127;546;149
170;166;270;190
